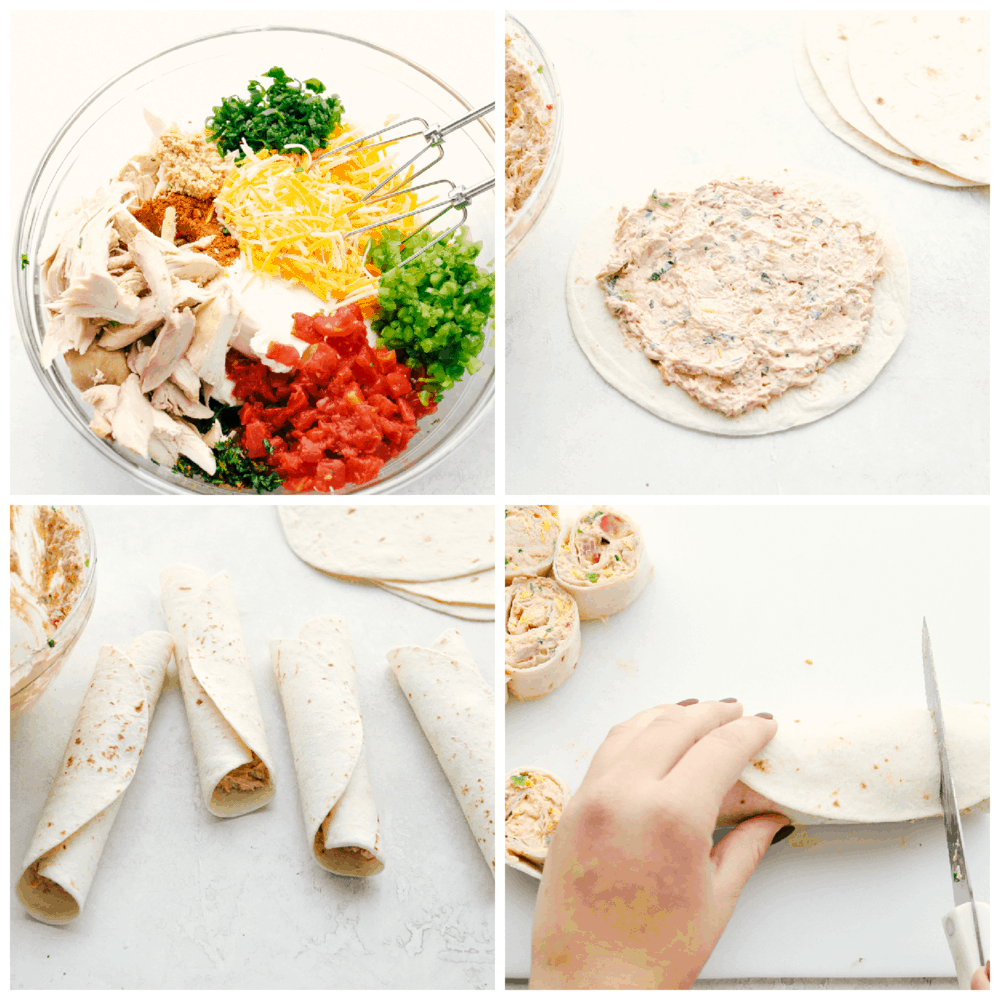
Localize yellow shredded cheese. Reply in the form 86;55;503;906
215;121;428;313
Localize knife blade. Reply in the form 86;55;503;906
922;619;988;986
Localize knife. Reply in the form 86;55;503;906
922;619;990;989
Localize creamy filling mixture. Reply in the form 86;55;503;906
10;506;84;677
556;508;637;585
505;770;567;866
505;505;560;578
505;578;575;670
598;180;885;416
213;752;269;799
505;30;553;226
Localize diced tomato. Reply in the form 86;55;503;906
226;306;437;493
374;347;397;373
346;456;382;483
266;342;301;369
385;370;412;397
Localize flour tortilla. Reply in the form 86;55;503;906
504;766;572;880
726;704;990;826
552;507;652;619
505;577;581;700
272;617;384;877
377;585;495;621
387;630;494;875
17;632;173;924
849;12;989;185
566;166;910;436
279;506;495;583
160;564;275;818
377;568;494;607
505;506;561;583
795;23;980;188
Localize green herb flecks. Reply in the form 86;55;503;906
586;572;599;583
47;639;56;648
510;774;528;787
21;254;29;270
174;440;281;494
207;67;344;162
370;226;494;402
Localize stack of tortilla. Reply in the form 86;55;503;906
17;632;174;924
279;506;495;622
387;630;494;875
795;11;988;186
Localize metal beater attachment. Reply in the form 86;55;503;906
314;102;495;199
358;176;495;269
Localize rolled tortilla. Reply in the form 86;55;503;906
553;506;653;619
17;631;173;924
717;704;990;826
387;630;494;875
271;616;384;877
505;577;581;701
505;767;571;879
160;564;275;817
505;506;560;583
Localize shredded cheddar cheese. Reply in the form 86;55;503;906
215;121;428;314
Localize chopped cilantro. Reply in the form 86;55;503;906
510;774;528;786
207;67;344;162
20;254;28;269
586;572;599;582
47;639;56;648
174;436;281;493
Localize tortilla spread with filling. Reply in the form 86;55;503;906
598;179;885;417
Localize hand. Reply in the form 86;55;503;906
971;961;989;989
530;699;789;990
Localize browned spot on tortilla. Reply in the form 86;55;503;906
876;96;885;105
751;759;771;773
135;700;144;712
861;783;867;789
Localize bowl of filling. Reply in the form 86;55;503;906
11;505;97;730
15;26;495;494
504;13;564;263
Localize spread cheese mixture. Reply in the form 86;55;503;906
505;578;576;671
505;769;567;869
555;509;637;584
598;179;886;417
504;30;552;226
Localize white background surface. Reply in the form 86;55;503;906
9;10;495;496
505;11;989;495
11;505;494;989
506;503;990;980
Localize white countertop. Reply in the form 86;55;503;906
505;11;988;495
10;10;495;496
505;504;990;981
11;505;494;989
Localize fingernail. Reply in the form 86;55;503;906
986;960;990;982
676;698;699;706
755;712;774;720
770;825;795;845
720;697;737;703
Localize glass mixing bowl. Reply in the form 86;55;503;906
10;506;98;731
14;26;494;495
504;13;565;263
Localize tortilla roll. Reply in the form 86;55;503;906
553;506;653;619
505;506;560;583
717;704;990;826
17;631;173;924
505;577;581;700
271;617;384;877
387;630;494;875
505;767;571;879
160;564;275;818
